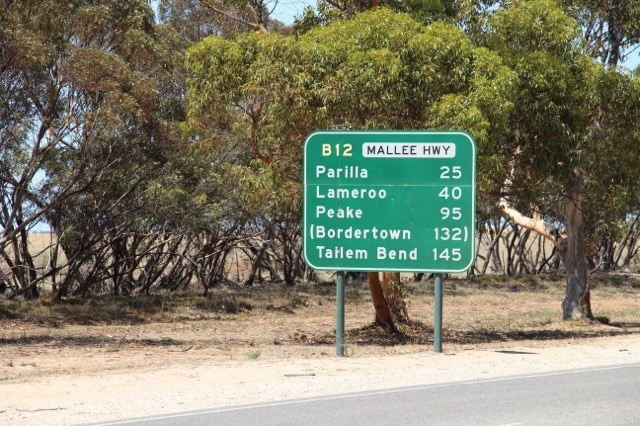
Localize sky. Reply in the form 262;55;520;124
271;0;313;25
149;0;312;26
622;50;640;72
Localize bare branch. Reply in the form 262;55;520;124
323;0;346;11
498;146;562;250
498;198;561;250
198;0;267;32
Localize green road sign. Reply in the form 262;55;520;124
303;131;476;273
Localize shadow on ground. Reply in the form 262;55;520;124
293;320;640;347
0;334;184;347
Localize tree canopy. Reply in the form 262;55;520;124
1;0;640;324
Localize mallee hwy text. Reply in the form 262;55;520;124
362;142;456;158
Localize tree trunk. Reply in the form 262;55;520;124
605;2;622;68
366;271;409;332
382;272;409;322
562;168;594;320
366;272;395;329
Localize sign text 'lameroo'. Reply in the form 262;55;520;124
303;131;476;273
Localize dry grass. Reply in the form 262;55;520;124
1;274;640;382
2;232;639;386
2;274;640;343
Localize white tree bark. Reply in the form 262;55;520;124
497;198;562;250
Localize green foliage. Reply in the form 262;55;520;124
481;1;589;202
490;0;580;56
184;1;640;278
293;0;460;32
2;0;640;300
0;0;203;299
484;0;640;269
581;67;640;247
246;349;262;359
186;8;517;214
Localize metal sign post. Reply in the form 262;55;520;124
434;273;444;353
303;131;476;355
336;271;345;356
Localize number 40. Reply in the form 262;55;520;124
438;186;462;200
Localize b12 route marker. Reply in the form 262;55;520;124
303;131;476;273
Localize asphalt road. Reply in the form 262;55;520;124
97;363;640;426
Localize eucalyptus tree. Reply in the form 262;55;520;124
0;2;40;295
555;0;640;273
293;0;462;33
158;0;288;36
186;8;516;325
484;0;640;319
188;0;640;323
559;0;640;67
0;0;184;298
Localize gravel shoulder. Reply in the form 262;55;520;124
3;334;640;425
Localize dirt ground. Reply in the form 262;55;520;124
2;275;640;425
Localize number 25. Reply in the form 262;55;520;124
440;166;462;179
